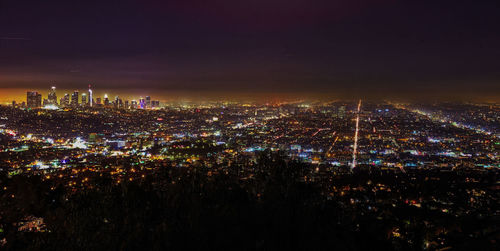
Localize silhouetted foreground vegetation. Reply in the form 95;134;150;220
0;152;498;250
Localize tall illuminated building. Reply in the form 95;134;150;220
88;85;93;107
131;100;138;109
139;98;145;109
115;96;123;109
146;96;151;109
27;91;42;108
104;94;109;107
48;86;57;105
60;94;70;107
59;97;64;106
71;91;79;107
81;93;87;106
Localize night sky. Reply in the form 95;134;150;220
1;0;499;99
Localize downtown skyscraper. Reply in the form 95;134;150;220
48;86;57;105
26;91;42;108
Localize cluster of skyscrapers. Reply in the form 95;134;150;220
23;86;160;109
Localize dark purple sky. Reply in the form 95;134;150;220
1;0;499;98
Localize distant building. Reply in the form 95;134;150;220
151;100;160;108
117;98;123;109
60;94;70;107
81;93;87;106
131;100;138;109
338;106;346;118
48;86;57;105
27;91;42;108
106;140;126;150
139;98;145;109
88;85;93;107
88;133;97;142
71;91;79;107
104;94;109;107
114;96;122;109
146;96;151;109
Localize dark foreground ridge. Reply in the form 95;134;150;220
1;152;498;250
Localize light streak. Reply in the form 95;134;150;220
317;131;337;169
393;104;498;139
326;131;338;155
351;100;361;170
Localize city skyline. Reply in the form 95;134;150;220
2;86;500;105
19;85;160;109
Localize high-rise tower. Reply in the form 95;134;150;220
146;96;151;109
61;93;70;107
71;91;79;107
81;93;87;106
48;86;57;105
88;85;93;107
139;97;145;109
27;91;42;108
104;94;109;107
